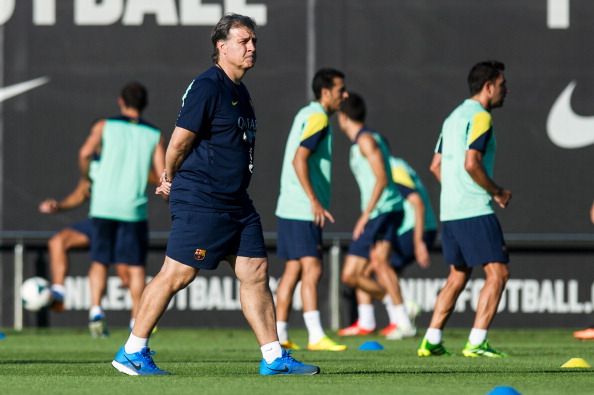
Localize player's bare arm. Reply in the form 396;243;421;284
429;153;442;183
353;134;387;239
78;120;105;179
156;126;196;199
150;136;166;186
464;149;511;208
293;146;334;227
407;192;430;268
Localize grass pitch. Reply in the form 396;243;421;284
0;327;592;395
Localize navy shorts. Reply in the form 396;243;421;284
348;211;403;259
441;214;509;267
66;219;93;240
391;229;437;269
277;217;323;260
91;218;148;266
166;207;267;270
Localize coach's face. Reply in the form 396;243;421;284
220;26;257;70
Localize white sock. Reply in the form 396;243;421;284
261;341;283;364
89;305;103;320
358;304;376;330
303;310;325;344
124;333;148;354
468;328;487;346
388;304;412;329
50;284;65;296
425;328;442;344
276;321;288;343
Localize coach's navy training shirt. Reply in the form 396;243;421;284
171;66;257;212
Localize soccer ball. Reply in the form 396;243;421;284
21;277;52;312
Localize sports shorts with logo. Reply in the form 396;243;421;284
391;230;437;269
348;211;403;259
166;205;267;270
277;218;323;260
441;213;508;267
91;218;148;266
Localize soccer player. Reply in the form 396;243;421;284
337;93;415;339
339;156;437;338
274;68;347;352
39;157;160;315
572;200;594;340
79;82;165;337
112;14;319;376
418;60;511;358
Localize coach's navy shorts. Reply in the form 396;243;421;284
391;229;437;269
276;217;323;260
90;218;148;266
348;211;403;259
67;219;93;240
166;206;267;270
441;214;509;267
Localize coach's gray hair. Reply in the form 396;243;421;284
211;14;256;63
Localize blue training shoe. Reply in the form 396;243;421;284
259;349;320;375
112;346;170;376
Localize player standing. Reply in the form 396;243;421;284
274;68;347;351
418;61;511;357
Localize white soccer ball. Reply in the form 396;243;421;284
21;277;52;312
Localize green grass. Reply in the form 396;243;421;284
0;328;593;395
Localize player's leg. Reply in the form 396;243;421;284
458;215;509;358
47;227;90;311
301;256;346;351
370;241;415;339
113;256;197;375
417;265;471;356
114;264;130;288
275;259;301;348
114;220;148;329
341;255;385;299
339;286;376;336
462;262;509;357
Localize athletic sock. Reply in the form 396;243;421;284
388;303;412;329
50;284;65;297
89;305;104;320
303;310;325;344
276;321;288;343
261;341;283;364
124;333;149;354
468;328;487;346
425;328;442;344
358;304;376;330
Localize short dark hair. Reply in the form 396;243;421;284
339;92;366;123
211;13;256;63
312;68;345;100
120;82;148;112
468;61;505;96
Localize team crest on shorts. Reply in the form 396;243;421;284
194;248;207;261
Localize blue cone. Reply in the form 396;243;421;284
358;341;384;351
487;386;521;395
0;332;6;340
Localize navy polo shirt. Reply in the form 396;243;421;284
171;66;257;212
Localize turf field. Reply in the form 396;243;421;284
0;328;592;395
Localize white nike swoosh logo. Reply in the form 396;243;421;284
0;77;50;103
547;81;594;149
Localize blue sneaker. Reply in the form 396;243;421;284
112;347;170;376
259;349;320;375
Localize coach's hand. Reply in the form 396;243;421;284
312;199;334;228
156;171;171;201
